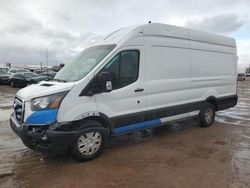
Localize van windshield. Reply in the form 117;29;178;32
55;44;116;82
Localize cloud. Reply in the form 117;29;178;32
0;0;249;66
186;14;244;34
1;19;43;35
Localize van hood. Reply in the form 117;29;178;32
16;81;75;101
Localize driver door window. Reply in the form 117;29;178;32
102;50;139;90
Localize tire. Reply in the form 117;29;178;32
10;81;15;87
70;121;108;162
198;102;215;127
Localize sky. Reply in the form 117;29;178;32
0;0;249;67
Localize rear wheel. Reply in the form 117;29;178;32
199;103;215;127
70;121;108;162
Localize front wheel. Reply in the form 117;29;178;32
70;127;108;162
199;103;215;127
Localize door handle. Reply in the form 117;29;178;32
134;88;144;92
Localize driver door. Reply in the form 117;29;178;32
95;46;145;133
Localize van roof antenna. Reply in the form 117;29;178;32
148;21;151;24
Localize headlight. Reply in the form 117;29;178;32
31;91;68;111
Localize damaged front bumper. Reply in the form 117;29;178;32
10;113;76;154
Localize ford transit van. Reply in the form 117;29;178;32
10;23;238;161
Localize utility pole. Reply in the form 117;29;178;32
46;48;49;79
46;48;48;69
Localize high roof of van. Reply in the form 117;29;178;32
94;23;236;47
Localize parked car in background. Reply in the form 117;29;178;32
33;69;46;74
8;68;31;78
238;73;246;81
0;67;10;72
9;72;46;87
33;68;54;74
0;68;9;84
39;71;56;80
24;68;36;72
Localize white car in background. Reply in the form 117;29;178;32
238;73;246;81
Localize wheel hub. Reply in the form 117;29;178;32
77;132;102;156
205;108;214;123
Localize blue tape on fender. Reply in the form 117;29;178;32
26;109;58;125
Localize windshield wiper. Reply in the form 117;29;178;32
52;78;67;83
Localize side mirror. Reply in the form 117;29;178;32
97;72;112;92
80;72;112;97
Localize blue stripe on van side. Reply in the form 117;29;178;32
26;109;58;125
112;119;161;134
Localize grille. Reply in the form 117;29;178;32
13;97;24;123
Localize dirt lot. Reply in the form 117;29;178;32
0;79;250;188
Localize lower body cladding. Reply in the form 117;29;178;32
111;95;238;134
112;111;199;134
0;77;9;84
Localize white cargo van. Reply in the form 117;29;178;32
10;23;238;161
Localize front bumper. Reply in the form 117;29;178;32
0;77;9;83
10;114;76;154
